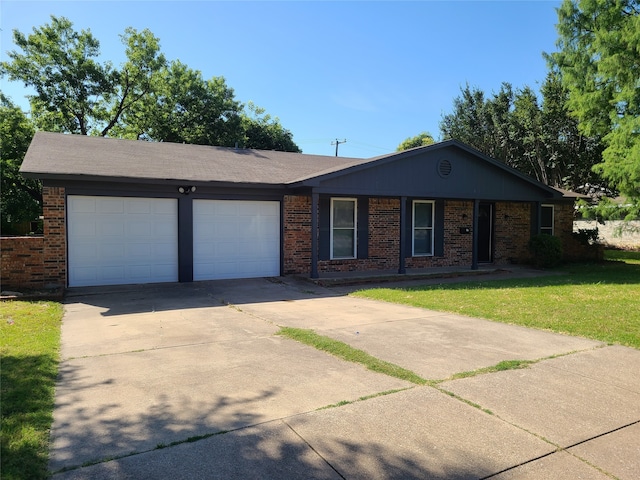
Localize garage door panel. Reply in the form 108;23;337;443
68;196;178;287
126;198;152;214
73;244;98;260
128;221;152;237
102;265;126;281
193;200;280;281
97;198;125;214
73;267;99;284
98;221;125;236
70;197;97;213
154;221;176;237
101;244;125;259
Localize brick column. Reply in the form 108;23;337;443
283;195;312;275
42;186;67;287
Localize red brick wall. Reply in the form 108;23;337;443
494;202;531;264
318;197;401;273
554;202;574;248
283;195;312;275
0;236;44;289
554;202;603;261
406;200;474;268
365;198;401;269
42;186;66;286
285;197;540;275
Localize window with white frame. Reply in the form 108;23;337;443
541;204;554;235
413;200;434;256
331;198;357;259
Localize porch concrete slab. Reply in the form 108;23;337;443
441;346;640;448
50;295;411;473
568;422;640;480
52;421;342;480
284;386;555;480
490;451;611;479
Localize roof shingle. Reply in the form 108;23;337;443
20;132;373;185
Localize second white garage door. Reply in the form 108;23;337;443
193;200;280;280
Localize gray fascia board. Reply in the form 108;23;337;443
26;172;286;190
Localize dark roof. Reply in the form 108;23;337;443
20;132;572;199
20;132;372;185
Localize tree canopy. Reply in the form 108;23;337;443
0;94;40;233
547;0;640;215
0;15;301;152
396;132;435;151
439;75;604;190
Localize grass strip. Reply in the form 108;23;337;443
317;387;413;410
447;359;535;381
1;300;64;480
277;327;428;385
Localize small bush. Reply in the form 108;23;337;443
529;234;563;268
572;227;599;246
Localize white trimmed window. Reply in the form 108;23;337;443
331;198;357;259
413;200;434;256
541;204;554;235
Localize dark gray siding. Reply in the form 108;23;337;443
310;148;558;202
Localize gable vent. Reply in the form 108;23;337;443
437;159;452;178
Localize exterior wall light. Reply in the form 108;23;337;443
178;186;196;195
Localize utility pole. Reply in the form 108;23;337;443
331;138;347;157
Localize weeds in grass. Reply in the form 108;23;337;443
277;327;428;385
317;388;413;410
448;360;535;381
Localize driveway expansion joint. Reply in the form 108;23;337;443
282;420;347;480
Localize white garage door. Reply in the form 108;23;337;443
193;200;280;280
68;196;178;287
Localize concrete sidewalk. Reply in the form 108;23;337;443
51;275;640;479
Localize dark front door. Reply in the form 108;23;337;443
478;203;494;263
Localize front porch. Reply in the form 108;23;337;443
298;264;542;287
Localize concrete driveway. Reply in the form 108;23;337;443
51;275;640;479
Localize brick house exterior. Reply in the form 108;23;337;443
282;196;578;277
6;132;586;289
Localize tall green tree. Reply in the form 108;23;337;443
439;75;603;190
440;84;497;157
0;94;40;233
0;16;165;136
114;60;243;146
240;102;301;152
547;0;640;214
396;132;435;151
1;16;300;152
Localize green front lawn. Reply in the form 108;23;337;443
0;300;63;480
353;251;640;349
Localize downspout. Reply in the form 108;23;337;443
311;191;319;279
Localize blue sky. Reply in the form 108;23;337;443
1;1;562;158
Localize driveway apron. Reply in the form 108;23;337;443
50;277;640;479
